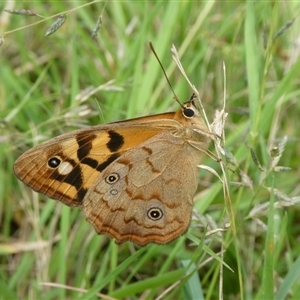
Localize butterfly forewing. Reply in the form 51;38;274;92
14;125;165;206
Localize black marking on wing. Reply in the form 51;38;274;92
107;130;124;152
97;153;120;172
81;157;98;169
76;133;97;160
80;153;120;173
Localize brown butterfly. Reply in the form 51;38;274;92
14;93;211;246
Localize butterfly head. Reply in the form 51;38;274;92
182;102;197;119
179;93;199;118
172;94;210;143
178;94;201;120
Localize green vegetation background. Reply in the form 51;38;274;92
1;1;300;299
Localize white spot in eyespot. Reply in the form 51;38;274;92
58;162;73;175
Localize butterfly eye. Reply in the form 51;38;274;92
183;107;195;118
48;157;61;168
147;207;163;221
105;173;120;184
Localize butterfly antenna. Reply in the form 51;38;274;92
149;41;183;108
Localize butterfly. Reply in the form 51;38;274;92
14;93;211;246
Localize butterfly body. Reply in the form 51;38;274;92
14;96;210;245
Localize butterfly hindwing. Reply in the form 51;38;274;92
82;131;202;245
